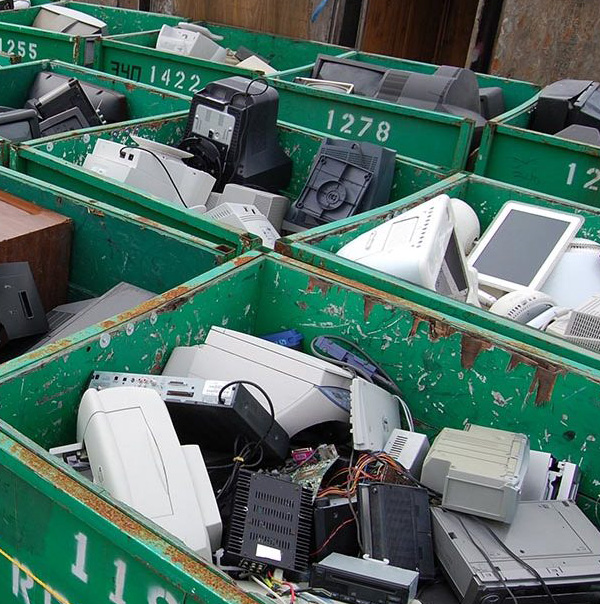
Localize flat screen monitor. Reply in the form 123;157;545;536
468;201;583;292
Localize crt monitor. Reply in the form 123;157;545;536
0;107;40;142
336;194;480;305
311;55;389;97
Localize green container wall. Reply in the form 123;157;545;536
0;165;240;375
0;59;191;165
475;94;600;208
0;250;600;603
9;116;446;250
276;50;540;168
99;22;351;85
277;171;600;371
0;1;188;65
0;49;19;65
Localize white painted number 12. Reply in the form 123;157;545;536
566;162;600;191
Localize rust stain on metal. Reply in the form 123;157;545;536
231;254;255;268
274;240;292;256
429;320;456;342
409;314;428;338
86;206;105;217
11;444;256;604
297;301;308;310
461;335;493;370
529;365;562;406
307;276;333;296
124;82;136;92
507;353;564;406
363;295;378;322
18;337;83;362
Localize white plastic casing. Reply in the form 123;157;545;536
205;202;280;248
421;424;529;523
77;387;220;559
83;138;215;211
383;429;430;478
336;194;479;305
207;183;291;231
449;197;480;254
489;289;556;323
163;326;353;436
350;378;401;452
156;24;227;62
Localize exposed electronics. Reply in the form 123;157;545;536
468;201;583;293
311;55;389;97
179;77;292;192
225;469;312;574
310;553;419;604
421;424;529;523
0;107;40;142
432;501;600;604
358;483;435;581
77;387;222;559
283;138;396;232
350;378;400;451
546;294;600;353
88;370;289;462
294;77;355;94
49;442;93;481
336;195;480;306
83;136;215;211
27;77;103;136
288;444;339;501
156;24;227;62
27;71;128;125
531;79;600;136
313;497;358;559
383;429;430;478
0;262;48;347
30;282;155;350
540;238;600;308
162;326;354;437
32;5;107;37
556;124;600;146
205;202;280;249
521;450;580;501
489;289;556;324
206;183;290;231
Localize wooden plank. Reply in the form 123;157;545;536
491;0;600;86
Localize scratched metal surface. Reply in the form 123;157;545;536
277;172;600;373
12;117;445;251
1;251;600;513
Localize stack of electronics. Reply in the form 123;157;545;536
337;193;600;353
0;71;128;142
32;5;107;37
0;1;31;10
0;259;155;362
299;55;508;143
49;325;599;604
155;23;277;74
531;79;600;146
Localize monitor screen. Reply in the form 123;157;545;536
469;204;582;291
436;230;468;297
0;108;39;142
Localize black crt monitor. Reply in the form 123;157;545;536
0;262;48;348
0;0;13;9
27;72;128;124
311;54;388;97
26;77;104;136
179;76;292;192
0;107;40;142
